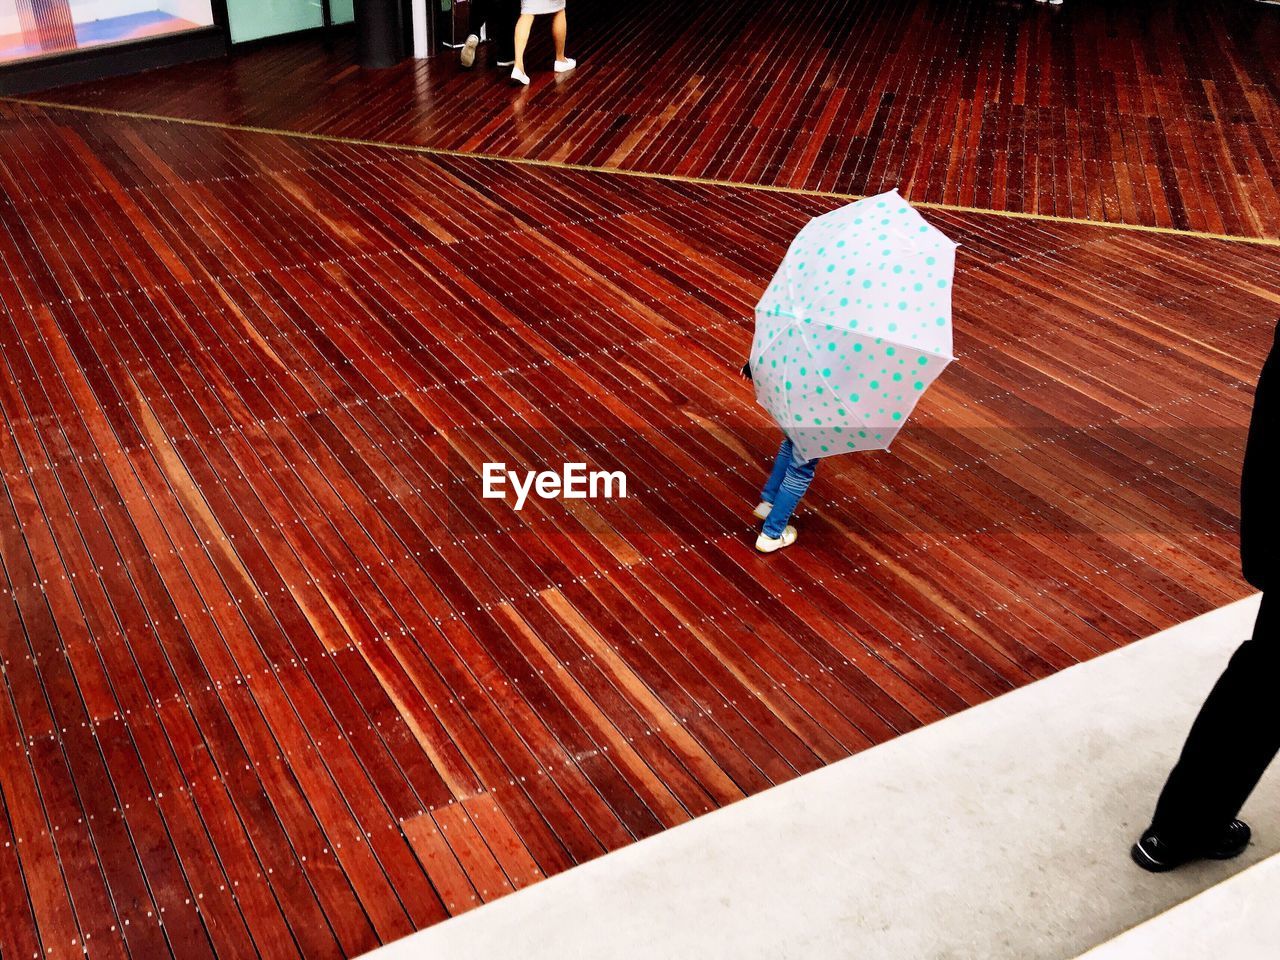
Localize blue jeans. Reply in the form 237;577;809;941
760;438;817;538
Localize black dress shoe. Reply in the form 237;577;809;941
1131;819;1252;873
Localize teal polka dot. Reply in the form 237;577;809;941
892;412;902;421
918;357;929;365
914;381;925;390
862;280;872;289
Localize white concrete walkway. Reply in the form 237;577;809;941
1076;852;1280;959
362;596;1278;960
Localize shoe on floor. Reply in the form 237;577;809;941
460;34;479;68
753;501;773;520
511;66;530;86
1131;819;1251;873
755;525;797;554
554;57;577;73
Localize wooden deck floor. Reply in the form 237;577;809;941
30;0;1280;238
1;3;1279;956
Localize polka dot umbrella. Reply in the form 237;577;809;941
749;189;956;460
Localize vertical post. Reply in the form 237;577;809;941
410;0;435;58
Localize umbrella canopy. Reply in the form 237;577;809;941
750;190;957;461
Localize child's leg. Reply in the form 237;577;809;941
761;438;794;506
761;454;817;539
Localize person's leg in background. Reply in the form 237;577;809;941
551;8;574;71
492;0;519;66
1135;592;1280;870
460;0;493;67
512;13;534;84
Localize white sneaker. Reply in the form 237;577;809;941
753;501;773;520
755;526;797;554
460;34;479;68
511;66;530;86
554;57;577;73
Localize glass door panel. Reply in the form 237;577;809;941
225;0;322;43
329;0;352;26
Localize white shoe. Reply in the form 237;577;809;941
753;501;773;520
554;57;577;73
497;59;514;67
511;66;530;86
460;34;479;68
755;526;797;554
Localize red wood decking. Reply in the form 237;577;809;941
31;0;1280;238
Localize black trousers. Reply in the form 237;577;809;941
467;0;519;62
1150;592;1279;842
